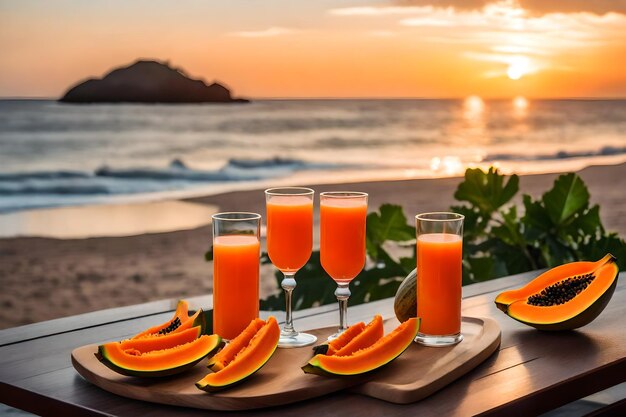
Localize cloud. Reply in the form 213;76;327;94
518;0;626;15
229;27;293;38
393;0;492;11
400;17;455;27
329;0;626;81
392;0;626;15
328;6;433;16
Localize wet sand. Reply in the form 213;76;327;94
1;163;624;329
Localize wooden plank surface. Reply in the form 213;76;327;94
1;270;625;416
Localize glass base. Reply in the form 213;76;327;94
278;330;317;348
414;332;463;347
327;329;346;341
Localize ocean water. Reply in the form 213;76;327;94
0;98;625;213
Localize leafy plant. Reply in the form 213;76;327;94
205;167;625;310
455;168;626;282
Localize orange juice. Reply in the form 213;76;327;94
320;198;367;283
213;234;260;340
266;195;313;273
417;233;462;335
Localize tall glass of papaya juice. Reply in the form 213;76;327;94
415;212;464;346
212;212;261;340
320;191;368;340
265;187;317;348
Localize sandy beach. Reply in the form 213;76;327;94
1;162;624;329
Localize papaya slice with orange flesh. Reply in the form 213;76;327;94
96;334;221;377
207;317;265;371
303;318;419;376
326;321;366;355
495;254;619;331
196;316;280;392
174;309;206;335
132;300;189;338
119;326;203;353
312;321;366;356
132;301;206;339
333;315;383;357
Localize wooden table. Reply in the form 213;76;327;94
1;270;625;416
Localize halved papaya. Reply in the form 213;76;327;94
196;316;280;392
119;326;203;353
96;334;222;377
333;315;383;357
132;300;206;339
495;254;619;331
207;317;265;371
303;318;419;376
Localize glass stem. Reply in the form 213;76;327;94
281;273;297;336
335;283;351;333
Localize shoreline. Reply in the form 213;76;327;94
0;162;624;329
2;153;625;222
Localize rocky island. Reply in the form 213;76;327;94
59;60;248;103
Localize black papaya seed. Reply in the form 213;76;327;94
527;273;595;307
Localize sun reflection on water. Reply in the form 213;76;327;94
460;95;488;145
513;96;529;118
430;155;464;176
463;95;485;122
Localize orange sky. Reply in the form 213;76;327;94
1;0;625;98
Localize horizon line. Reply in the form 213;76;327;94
2;96;626;101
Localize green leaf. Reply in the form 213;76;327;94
578;233;626;270
491;237;537;274
522;194;552;237
351;275;404;305
260;251;336;311
365;237;379;260
204;247;213;262
451;205;488;239
542;173;590;226
366;204;415;260
454;167;519;214
543;235;576;267
399;257;416;275
350;254;406;304
491;206;524;246
466;256;496;282
564;205;603;241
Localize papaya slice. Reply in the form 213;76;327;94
132;300;206;339
495;254;619;330
196;316;280;392
303;318;419;376
333;315;383;356
324;321;366;355
96;334;222;377
207;317;265;371
132;300;189;338
119;326;203;353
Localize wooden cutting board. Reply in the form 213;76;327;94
71;316;500;411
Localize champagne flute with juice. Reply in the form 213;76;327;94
265;187;317;348
320;191;368;340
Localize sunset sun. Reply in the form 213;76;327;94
506;56;531;80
